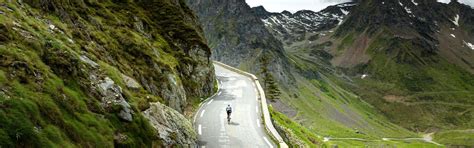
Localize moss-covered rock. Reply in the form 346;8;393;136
143;102;197;146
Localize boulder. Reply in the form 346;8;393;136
97;77;133;122
143;102;197;146
121;74;141;89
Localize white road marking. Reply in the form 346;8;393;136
257;119;261;127
220;112;226;132
198;124;202;135
218;91;222;96
256;106;259;113
193;113;197;123
200;110;206;117
207;99;213;105
263;137;273;148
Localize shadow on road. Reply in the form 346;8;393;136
197;140;207;146
228;122;240;126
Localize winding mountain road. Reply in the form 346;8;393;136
194;64;276;148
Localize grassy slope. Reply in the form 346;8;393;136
256;2;473;147
266;29;469;146
269;58;439;146
340;31;474;146
0;2;157;146
434;130;474;146
0;0;211;146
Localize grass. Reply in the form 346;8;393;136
328;30;474;146
271;36;451;146
270;96;440;147
269;106;323;147
0;0;214;146
337;32;355;52
0;69;6;84
434;130;474;146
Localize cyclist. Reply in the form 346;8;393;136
226;105;232;123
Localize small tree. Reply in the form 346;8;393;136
259;54;281;101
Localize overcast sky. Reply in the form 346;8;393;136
245;0;474;13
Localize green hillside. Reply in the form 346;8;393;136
0;0;215;147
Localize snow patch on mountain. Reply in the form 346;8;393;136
399;0;415;17
450;34;456;38
361;74;369;79
259;3;355;36
404;7;415;17
399;1;404;7
341;9;349;15
412;0;419;6
452;14;460;26
464;41;474;50
337;3;357;7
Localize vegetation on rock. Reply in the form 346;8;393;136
0;0;215;146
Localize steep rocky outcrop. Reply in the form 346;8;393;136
251;3;358;81
143;102;196;146
185;0;292;85
254;3;356;45
0;0;214;146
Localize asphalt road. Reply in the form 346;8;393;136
194;64;276;148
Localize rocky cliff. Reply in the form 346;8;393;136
185;0;292;85
0;0;214;146
253;2;356;45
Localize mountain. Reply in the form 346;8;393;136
0;0;215;147
252;3;356;45
184;0;292;85
188;0;474;146
330;0;474;145
334;0;474;127
267;0;474;146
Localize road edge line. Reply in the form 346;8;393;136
213;61;288;148
193;76;220;123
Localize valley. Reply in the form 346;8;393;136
188;0;474;147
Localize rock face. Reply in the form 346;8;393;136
0;0;214;147
337;0;474;69
121;74;141;89
143;102;197;146
185;0;292;85
97;77;133;122
254;3;356;44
